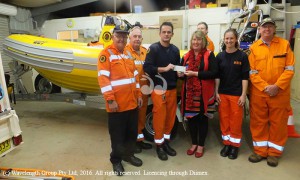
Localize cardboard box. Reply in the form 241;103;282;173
159;15;183;29
171;28;183;49
249;6;259;22
218;0;230;7
291;28;300;101
243;5;259;22
142;28;182;49
228;0;243;9
248;13;258;22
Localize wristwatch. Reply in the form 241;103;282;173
107;100;114;104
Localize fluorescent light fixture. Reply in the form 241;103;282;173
0;3;17;16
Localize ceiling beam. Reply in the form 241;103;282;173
31;0;98;17
7;0;62;8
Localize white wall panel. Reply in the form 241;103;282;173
188;24;224;52
41;7;232;51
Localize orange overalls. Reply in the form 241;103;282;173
248;37;295;157
125;44;148;141
97;44;141;112
151;88;177;145
143;42;180;145
219;94;244;147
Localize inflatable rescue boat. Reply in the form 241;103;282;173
3;34;103;94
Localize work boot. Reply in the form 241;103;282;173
228;146;239;160
248;153;264;163
137;141;153;149
122;155;143;167
220;145;231;157
156;145;168;161
134;143;142;154
267;156;278;167
112;162;124;176
163;141;177;156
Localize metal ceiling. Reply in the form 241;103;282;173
0;0;63;8
2;0;184;18
1;0;299;19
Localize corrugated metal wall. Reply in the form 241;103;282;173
0;7;32;90
9;7;33;34
0;15;15;86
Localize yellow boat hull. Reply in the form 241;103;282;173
4;34;188;94
3;34;102;94
35;67;100;94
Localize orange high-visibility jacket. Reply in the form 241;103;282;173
248;37;295;96
206;36;215;52
97;44;141;112
124;44;147;80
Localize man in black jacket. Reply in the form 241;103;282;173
143;21;180;161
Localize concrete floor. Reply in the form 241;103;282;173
1;100;300;180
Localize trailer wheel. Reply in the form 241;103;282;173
35;75;61;94
142;105;179;142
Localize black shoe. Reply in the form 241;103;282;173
137;141;153;149
163;142;177;156
220;145;231;157
134;145;142;154
123;156;143;167
112;162;124;176
156;146;168;161
228;146;239;160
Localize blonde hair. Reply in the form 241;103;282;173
190;30;207;50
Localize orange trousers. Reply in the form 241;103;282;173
137;93;149;141
250;94;290;157
218;94;243;147
151;89;177;145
